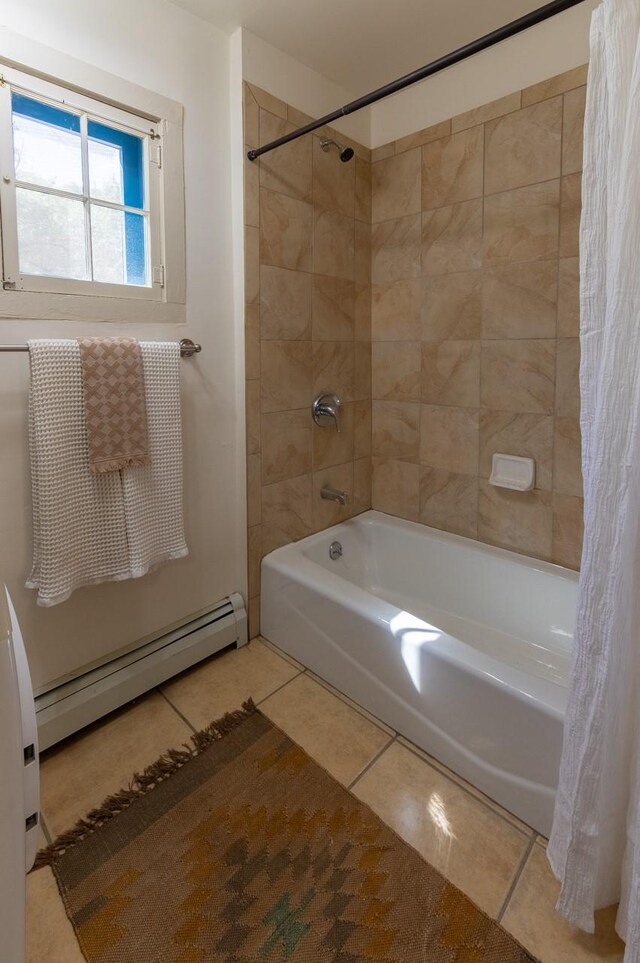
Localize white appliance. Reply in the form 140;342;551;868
0;587;40;963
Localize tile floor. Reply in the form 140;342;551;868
30;637;625;963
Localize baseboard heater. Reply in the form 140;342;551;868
35;593;247;751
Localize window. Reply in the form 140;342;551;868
0;47;185;322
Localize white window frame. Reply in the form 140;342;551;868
0;30;186;323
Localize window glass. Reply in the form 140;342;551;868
16;188;87;280
12;93;83;194
88;121;145;208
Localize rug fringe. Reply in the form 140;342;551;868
33;699;257;870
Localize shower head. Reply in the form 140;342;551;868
320;138;355;163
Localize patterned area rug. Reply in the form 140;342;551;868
36;702;538;962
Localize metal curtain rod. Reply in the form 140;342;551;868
247;0;587;161
0;338;202;356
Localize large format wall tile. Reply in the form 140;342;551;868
261;340;313;412
372;400;420;461
372;148;422;223
422;127;484;210
372;341;421;401
554;417;583;497
313;209;355;279
371;213;422;284
261;409;312;485
259;110;313;202
557;257;580;337
559;173;582;258
479;411;554;490
312;275;355;341
484;181;560;265
481;340;556;414
313;341;356;402
484;97;562;195
260;265;312;340
372;278;422;341
372;458;420;521
420;466;478;537
562;86;586;175
482;260;558;339
552;494;584;570
421;340;480;407
420;405;479;474
556;338;581;418
421;271;482;341
313;402;355;469
422;199;483;275
260;189;313;271
313;135;356;217
452;91;521;133
478;482;553;559
261;474;313;554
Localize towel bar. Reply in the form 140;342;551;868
0;337;202;357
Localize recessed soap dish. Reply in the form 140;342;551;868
489;453;535;492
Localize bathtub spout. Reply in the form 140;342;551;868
320;486;349;506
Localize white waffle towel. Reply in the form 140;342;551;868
26;339;188;606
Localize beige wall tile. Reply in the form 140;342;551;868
312;135;355;216
243;82;260;147
484;181;560;265
479;411;554;490
482;260;558;339
420;466;478;537
372;147;421;223
247;83;287;118
557;257;580;337
372;341;421;401
245;301;260;381
420;405;479;474
313;208;355;280
313;461;354;530
261;473;313;553
262;408;312;485
451;91;521;132
422;127;484;210
562;86;586;175
353;455;372;511
421;340;480;407
422;199;483;276
260;189;313;272
394;118;451;153
354;400;372;458
501;840;622;962
371;213;421;284
372;400;420;461
478;481;553;558
244;150;260;227
245;224;260;303
354;219;371;285
521;64;589;107
247;453;261;528
354;341;371;400
421;270;482;341
485;97;562;195
372;457;420;520
554;417;583;496
559;172;582;258
246;378;261;455
372;277;421;341
556;338;581;418
259;110;312;202
261;340;312;412
312;275;355;341
552;493;584;570
248;524;261;599
260;265;312;340
355;158;372;222
313;401;354;469
481;339;556;414
355;283;372;342
313;341;355;402
371;142;395;162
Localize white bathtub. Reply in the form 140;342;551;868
261;510;578;836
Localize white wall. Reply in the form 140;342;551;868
0;0;245;689
241;29;371;147
371;1;598;146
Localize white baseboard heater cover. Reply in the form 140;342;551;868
35;593;247;751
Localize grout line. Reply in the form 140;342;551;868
156;687;198;735
255;667;306;708
496;831;537;923
348;734;397;791
40;812;52;846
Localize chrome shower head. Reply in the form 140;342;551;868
320;138;355;163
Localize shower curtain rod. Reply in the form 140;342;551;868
247;0;587;161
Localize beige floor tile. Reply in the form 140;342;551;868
307;670;395;736
162;639;301;730
502;844;625;962
258;634;306;671
352;741;529;917
27;868;84;963
41;692;191;837
396;735;532;834
261;673;392;786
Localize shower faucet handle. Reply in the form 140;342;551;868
312;392;341;433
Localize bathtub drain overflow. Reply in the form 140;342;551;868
329;541;343;561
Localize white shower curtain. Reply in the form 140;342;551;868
548;0;640;957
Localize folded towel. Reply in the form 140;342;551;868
78;337;150;474
26;339;188;606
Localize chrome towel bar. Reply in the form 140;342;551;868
0;337;202;357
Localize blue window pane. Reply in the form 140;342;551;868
124;212;147;285
11;92;80;132
88;121;144;209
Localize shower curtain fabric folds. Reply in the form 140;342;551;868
548;0;640;957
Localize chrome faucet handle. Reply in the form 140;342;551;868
312;392;341;433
